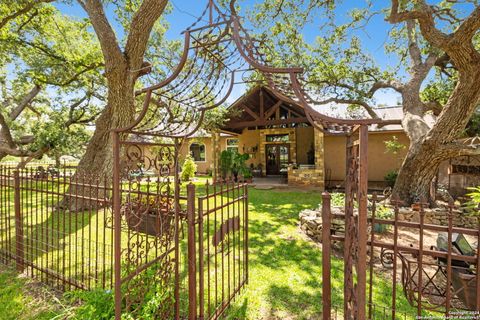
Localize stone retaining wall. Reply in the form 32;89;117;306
299;205;479;243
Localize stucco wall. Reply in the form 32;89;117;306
324;131;410;186
296;126;314;165
178;137;215;174
238;129;260;168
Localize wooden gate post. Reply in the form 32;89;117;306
321;192;332;320
187;183;197;320
13;170;24;272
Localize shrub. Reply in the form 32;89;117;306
181;155;197;182
384;170;398;188
63;263;174;320
330;193;345;207
375;205;393;219
465;186;480;213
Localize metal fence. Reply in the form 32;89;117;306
0;166;113;290
321;193;480;319
0;166;248;319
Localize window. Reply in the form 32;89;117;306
190;143;206;162
226;138;239;153
266;134;289;142
451;165;480;175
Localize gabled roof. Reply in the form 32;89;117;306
222;85;310;133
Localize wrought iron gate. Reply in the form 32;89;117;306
111;136;248;319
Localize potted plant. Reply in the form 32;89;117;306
122;196;174;237
232;152;250;182
373;205;393;234
243;170;253;183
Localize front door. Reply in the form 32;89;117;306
265;144;290;175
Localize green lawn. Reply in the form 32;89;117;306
0;177;439;319
0;264;64;320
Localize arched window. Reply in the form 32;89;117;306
190;143;206;162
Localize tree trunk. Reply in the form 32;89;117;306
392;69;480;205
62;67;137;211
391;140;446;205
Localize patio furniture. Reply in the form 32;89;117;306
437;232;478;310
251;164;263;177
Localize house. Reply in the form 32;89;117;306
178;86;415;190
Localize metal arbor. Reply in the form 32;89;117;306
111;0;395;319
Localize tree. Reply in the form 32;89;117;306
386;1;480;204
0;1;104;166
73;0;170;178
250;0;480;204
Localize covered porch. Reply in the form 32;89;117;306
213;86;325;189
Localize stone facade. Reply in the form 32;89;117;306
288;128;325;189
288;167;325;188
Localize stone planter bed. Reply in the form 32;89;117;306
299;205;479;250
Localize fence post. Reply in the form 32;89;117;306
198;194;205;320
321;192;331;320
187;183;197;320
112;131;122;320
13;170;24;272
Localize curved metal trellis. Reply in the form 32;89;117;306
117;0;396;139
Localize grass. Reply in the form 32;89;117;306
0;176;440;319
0;264;64;320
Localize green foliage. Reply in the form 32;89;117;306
232;152;250;177
375;205;394;220
384;136;406;155
219;149;250;180
64;289;114;320
243;169;253;179
181;155;197;182
0;1;103;161
219;149;233;179
421;77;456;107
384;170;398;188
64;262;174;320
465;186;480;213
202;107;239;131
466;107;480;137
330;192;345;207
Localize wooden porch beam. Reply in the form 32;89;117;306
260;90;264;120
242;104;260;120
226;117;308;129
264;100;282;119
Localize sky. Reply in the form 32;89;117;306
54;0;403;107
